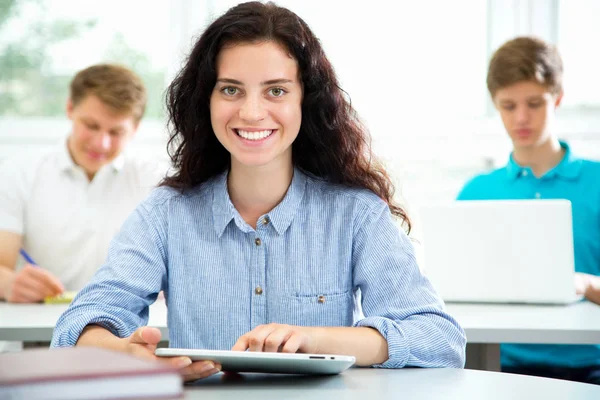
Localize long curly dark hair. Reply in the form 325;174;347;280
162;1;410;232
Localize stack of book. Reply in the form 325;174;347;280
0;347;183;399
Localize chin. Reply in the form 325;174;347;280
234;155;277;168
512;136;538;148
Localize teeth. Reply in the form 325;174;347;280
236;129;273;140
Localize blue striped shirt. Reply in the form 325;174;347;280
51;168;466;368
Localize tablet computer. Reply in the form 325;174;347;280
155;348;355;375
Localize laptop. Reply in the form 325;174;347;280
155;348;355;375
420;199;580;304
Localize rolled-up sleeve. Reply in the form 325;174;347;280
352;201;466;368
51;192;169;347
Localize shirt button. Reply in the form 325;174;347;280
318;295;326;304
521;170;528;177
262;217;270;225
535;192;541;199
255;286;263;295
255;238;261;246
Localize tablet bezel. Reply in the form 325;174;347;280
155;348;356;375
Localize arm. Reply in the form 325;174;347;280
51;196;167;347
0;231;21;300
232;324;388;366
351;201;466;368
77;324;219;381
0;157;63;302
53;192;222;381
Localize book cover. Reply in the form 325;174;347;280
0;347;183;399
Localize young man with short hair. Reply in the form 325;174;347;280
458;36;600;384
0;64;164;303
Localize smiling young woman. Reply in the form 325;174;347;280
51;1;466;382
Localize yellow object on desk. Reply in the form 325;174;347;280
44;291;78;304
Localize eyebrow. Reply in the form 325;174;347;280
216;78;294;85
80;117;99;124
499;96;543;104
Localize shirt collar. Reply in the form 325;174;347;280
212;167;308;237
58;137;125;175
505;140;582;181
57;139;77;173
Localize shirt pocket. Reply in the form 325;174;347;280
270;289;354;327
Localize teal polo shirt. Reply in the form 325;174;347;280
457;141;600;368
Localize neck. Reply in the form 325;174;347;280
512;138;564;177
228;160;294;228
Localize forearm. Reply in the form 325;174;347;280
306;326;388;366
77;325;126;352
0;265;16;300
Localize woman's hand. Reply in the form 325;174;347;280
232;323;319;353
123;327;222;382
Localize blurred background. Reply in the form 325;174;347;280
1;0;599;238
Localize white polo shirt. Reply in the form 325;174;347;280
0;141;165;290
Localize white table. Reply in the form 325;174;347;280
2;301;600;371
183;367;600;399
446;302;600;371
0;301;169;342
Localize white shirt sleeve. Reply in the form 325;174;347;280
0;157;30;234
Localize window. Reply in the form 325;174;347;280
0;0;170;118
0;0;173;159
557;0;600;114
1;0;599;220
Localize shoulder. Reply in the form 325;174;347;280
139;178;215;214
457;167;508;200
0;148;58;184
304;174;388;216
578;158;600;174
121;153;169;187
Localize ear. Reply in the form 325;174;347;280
66;98;74;119
554;91;563;108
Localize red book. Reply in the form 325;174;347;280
0;347;183;399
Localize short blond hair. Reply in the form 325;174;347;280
487;36;563;97
70;64;147;122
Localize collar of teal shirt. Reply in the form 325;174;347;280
505;140;583;181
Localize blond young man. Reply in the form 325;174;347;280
458;37;600;384
0;64;163;303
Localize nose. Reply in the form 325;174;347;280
239;94;266;122
93;132;112;151
515;105;530;124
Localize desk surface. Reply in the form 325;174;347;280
183;368;600;399
446;302;600;344
2;301;600;344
